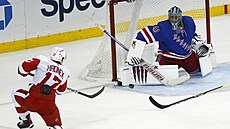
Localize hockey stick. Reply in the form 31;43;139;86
67;87;105;98
149;83;230;109
97;25;190;86
28;73;105;99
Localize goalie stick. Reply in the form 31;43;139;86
97;25;190;86
28;73;105;99
149;83;230;109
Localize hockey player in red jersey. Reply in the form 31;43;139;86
11;47;70;129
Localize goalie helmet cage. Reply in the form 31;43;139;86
81;0;211;82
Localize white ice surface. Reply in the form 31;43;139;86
1;15;230;129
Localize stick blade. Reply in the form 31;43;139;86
90;86;105;98
166;72;190;86
149;96;170;109
78;86;105;99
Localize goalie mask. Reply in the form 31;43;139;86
168;6;183;31
50;47;67;64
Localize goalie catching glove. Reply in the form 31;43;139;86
191;34;210;57
197;44;209;57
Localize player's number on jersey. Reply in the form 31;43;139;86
37;72;62;88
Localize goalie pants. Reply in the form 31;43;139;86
11;88;62;127
156;51;200;73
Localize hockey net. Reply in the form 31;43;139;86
81;0;208;82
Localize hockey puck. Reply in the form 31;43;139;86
117;81;122;86
129;84;134;89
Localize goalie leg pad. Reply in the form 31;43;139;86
119;64;179;85
210;51;217;68
199;55;213;76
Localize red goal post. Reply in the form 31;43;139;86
81;0;211;82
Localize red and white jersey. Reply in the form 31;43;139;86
18;55;70;97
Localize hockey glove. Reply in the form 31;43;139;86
197;44;209;57
191;34;210;57
40;85;51;95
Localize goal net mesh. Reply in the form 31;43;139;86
81;0;207;81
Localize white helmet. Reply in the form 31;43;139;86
50;47;66;64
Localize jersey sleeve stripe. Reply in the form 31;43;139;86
140;30;150;43
145;27;156;42
142;27;154;43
